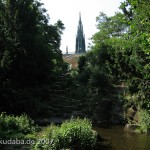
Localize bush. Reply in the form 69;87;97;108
139;109;150;133
32;118;97;150
0;112;35;139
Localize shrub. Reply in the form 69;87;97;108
0;112;35;139
139;109;150;133
32;118;97;150
62;118;96;149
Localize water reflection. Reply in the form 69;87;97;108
94;126;150;150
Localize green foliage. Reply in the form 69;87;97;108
0;112;35;139
70;69;78;78
32;118;97;150
0;0;66;114
139;109;150;133
78;52;111;90
78;55;87;73
59;118;96;149
118;0;150;110
77;0;150;127
0;0;65;87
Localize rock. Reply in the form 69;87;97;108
126;107;136;120
124;124;140;133
133;111;139;122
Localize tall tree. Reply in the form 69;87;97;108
79;0;150;109
0;0;65;114
120;0;150;108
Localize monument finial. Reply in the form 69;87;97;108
79;12;81;20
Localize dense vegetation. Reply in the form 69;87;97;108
0;114;97;150
0;112;35;140
0;0;66;115
78;0;150;131
0;0;149;149
33;118;97;150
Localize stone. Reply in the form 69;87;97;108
133;111;139;122
126;107;136;120
124;124;140;133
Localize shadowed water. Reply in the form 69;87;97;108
94;126;150;150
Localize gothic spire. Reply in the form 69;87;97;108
75;13;86;54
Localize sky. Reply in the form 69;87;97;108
40;0;125;53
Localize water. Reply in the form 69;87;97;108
94;126;150;150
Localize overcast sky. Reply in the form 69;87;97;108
40;0;125;53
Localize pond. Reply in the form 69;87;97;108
94;126;150;150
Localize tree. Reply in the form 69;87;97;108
0;0;65;114
119;0;150;108
77;0;150;124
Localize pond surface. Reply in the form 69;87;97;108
94;126;150;150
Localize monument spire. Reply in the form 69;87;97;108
75;13;86;54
